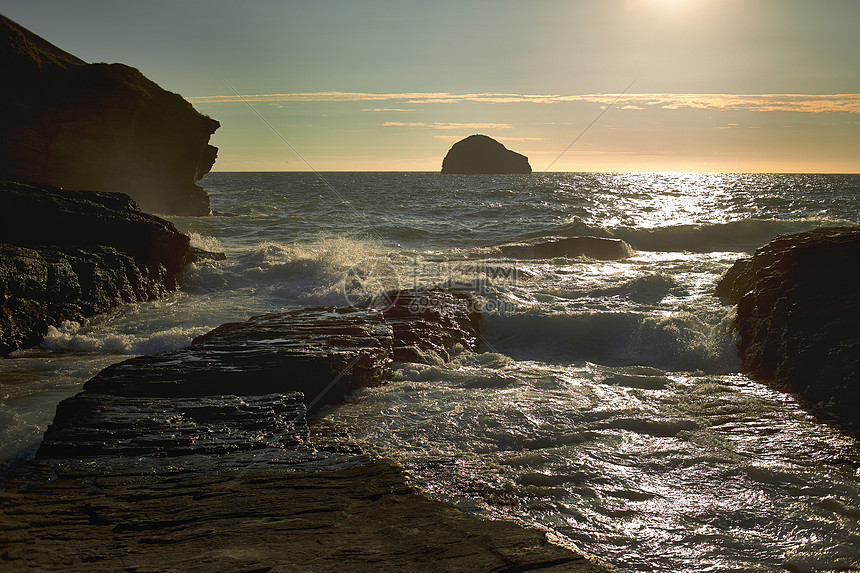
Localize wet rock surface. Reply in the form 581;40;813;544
1;14;218;216
383;289;480;362
38;393;309;458
1;289;610;571
81;307;394;406
0;461;608;573
0;181;196;356
716;226;860;428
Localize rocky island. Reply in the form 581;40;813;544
441;134;532;174
716;226;860;432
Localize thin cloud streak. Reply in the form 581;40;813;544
382;122;512;130
188;91;860;113
433;135;545;142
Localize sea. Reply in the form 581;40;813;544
1;172;859;572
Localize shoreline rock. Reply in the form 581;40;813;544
1;14;218;216
0;181;215;356
0;288;611;571
716;226;860;430
441;134;532;174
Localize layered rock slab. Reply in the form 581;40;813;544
0;462;608;572
716;226;860;427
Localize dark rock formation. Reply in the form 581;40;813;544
0;181;196;356
441;134;532;174
79;307;394;406
493;236;634;260
383;289;480;362
37;290;478;460
38;393;309;459
0;14;218;216
716;227;860;427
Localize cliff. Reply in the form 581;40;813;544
0;14;218;216
715;227;860;428
441;134;532;174
0;181;196;356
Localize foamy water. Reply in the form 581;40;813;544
1;172;858;572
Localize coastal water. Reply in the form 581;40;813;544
2;172;859;572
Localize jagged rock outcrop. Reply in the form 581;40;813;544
715;227;860;427
0;181;196;356
0;14;218;215
382;289;480;362
441;134;532;174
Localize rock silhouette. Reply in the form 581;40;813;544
0;14;218;216
441;134;532;174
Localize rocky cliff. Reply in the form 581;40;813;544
0;14;218;216
0;181;196;356
715;227;860;428
441;134;532;174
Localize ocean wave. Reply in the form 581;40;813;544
183;237;392;307
540;273;683;304
40;320;211;355
187;232;224;253
542;217;856;253
481;307;739;373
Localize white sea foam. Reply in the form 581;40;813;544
40;320;211;355
480;306;740;373
187;231;224;253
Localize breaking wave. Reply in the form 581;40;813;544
481;307;739;373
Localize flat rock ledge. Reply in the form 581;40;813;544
0;288;611;571
716;226;860;430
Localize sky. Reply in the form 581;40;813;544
2;0;859;173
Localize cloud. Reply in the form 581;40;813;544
187;91;860;114
363;107;416;112
382;122;512;130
